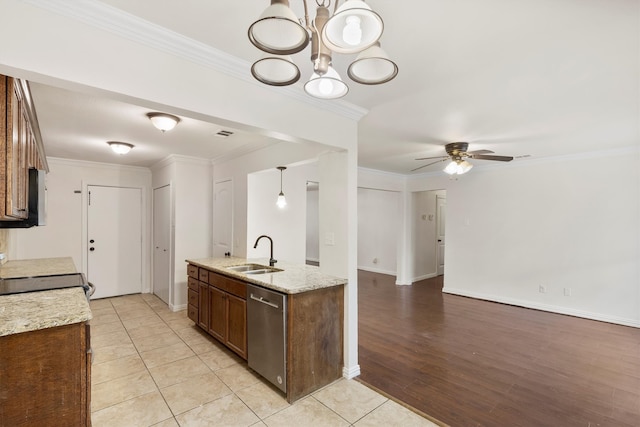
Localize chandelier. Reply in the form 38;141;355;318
248;0;398;99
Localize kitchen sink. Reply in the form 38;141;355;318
226;264;282;275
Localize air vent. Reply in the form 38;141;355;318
216;130;234;137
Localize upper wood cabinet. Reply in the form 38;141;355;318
0;74;47;221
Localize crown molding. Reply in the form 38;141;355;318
22;0;368;121
47;156;152;173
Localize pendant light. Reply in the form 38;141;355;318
276;166;287;208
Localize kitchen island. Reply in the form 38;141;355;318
186;257;347;403
0;257;92;427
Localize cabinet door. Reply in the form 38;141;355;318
226;293;247;359
198;282;209;330
4;79;27;219
208;286;226;342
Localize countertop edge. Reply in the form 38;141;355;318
186;257;347;294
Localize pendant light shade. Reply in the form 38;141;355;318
108;141;134;155
347;42;398;85
251;55;301;86
147;113;180;132
249;0;310;55
321;0;383;54
276;166;287;208
304;66;349;99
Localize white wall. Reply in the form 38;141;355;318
407;148;640;327
11;157;152;291
357;188;400;275
151;155;211;310
247;163;318;264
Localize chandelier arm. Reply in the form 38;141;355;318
302;0;311;28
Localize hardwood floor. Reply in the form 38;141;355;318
357;270;640;427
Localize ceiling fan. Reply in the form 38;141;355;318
412;142;514;174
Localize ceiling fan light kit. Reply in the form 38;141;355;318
248;0;398;99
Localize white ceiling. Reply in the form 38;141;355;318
27;0;640;173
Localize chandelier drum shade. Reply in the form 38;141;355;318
249;0;310;55
251;55;301;86
248;0;397;99
347;42;398;84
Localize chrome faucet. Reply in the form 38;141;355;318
253;235;276;267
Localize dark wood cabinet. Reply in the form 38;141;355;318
0;322;91;426
0;75;45;221
187;264;247;360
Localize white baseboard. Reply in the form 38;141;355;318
443;287;640;328
358;265;396;276
412;272;439;282
342;364;361;379
169;303;187;312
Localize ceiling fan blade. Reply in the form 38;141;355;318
470;154;514;162
468;149;494;155
414;155;448;161
411;159;447;172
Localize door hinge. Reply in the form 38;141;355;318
88;191;91;206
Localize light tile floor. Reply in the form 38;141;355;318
89;293;439;427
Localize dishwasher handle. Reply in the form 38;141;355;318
250;293;280;309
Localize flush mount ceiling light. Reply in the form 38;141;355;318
248;0;397;99
107;141;134;155
147;112;180;132
276;166;287;208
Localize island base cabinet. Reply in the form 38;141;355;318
0;322;91;426
187;265;248;360
287;285;344;403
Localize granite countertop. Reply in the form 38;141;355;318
186;257;347;294
0;287;92;337
0;257;92;337
0;257;77;278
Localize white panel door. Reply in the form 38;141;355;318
213;179;233;257
436;195;446;276
88;185;142;299
153;185;171;304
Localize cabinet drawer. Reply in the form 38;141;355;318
199;268;209;282
188;289;199;307
187;304;198;322
188;277;199;292
187;264;198;279
210;272;247;299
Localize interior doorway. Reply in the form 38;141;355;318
153;184;171;304
213;179;233;258
306;181;319;266
412;189;446;281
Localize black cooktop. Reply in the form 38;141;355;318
0;273;89;296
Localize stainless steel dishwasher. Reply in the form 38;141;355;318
247;283;287;393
